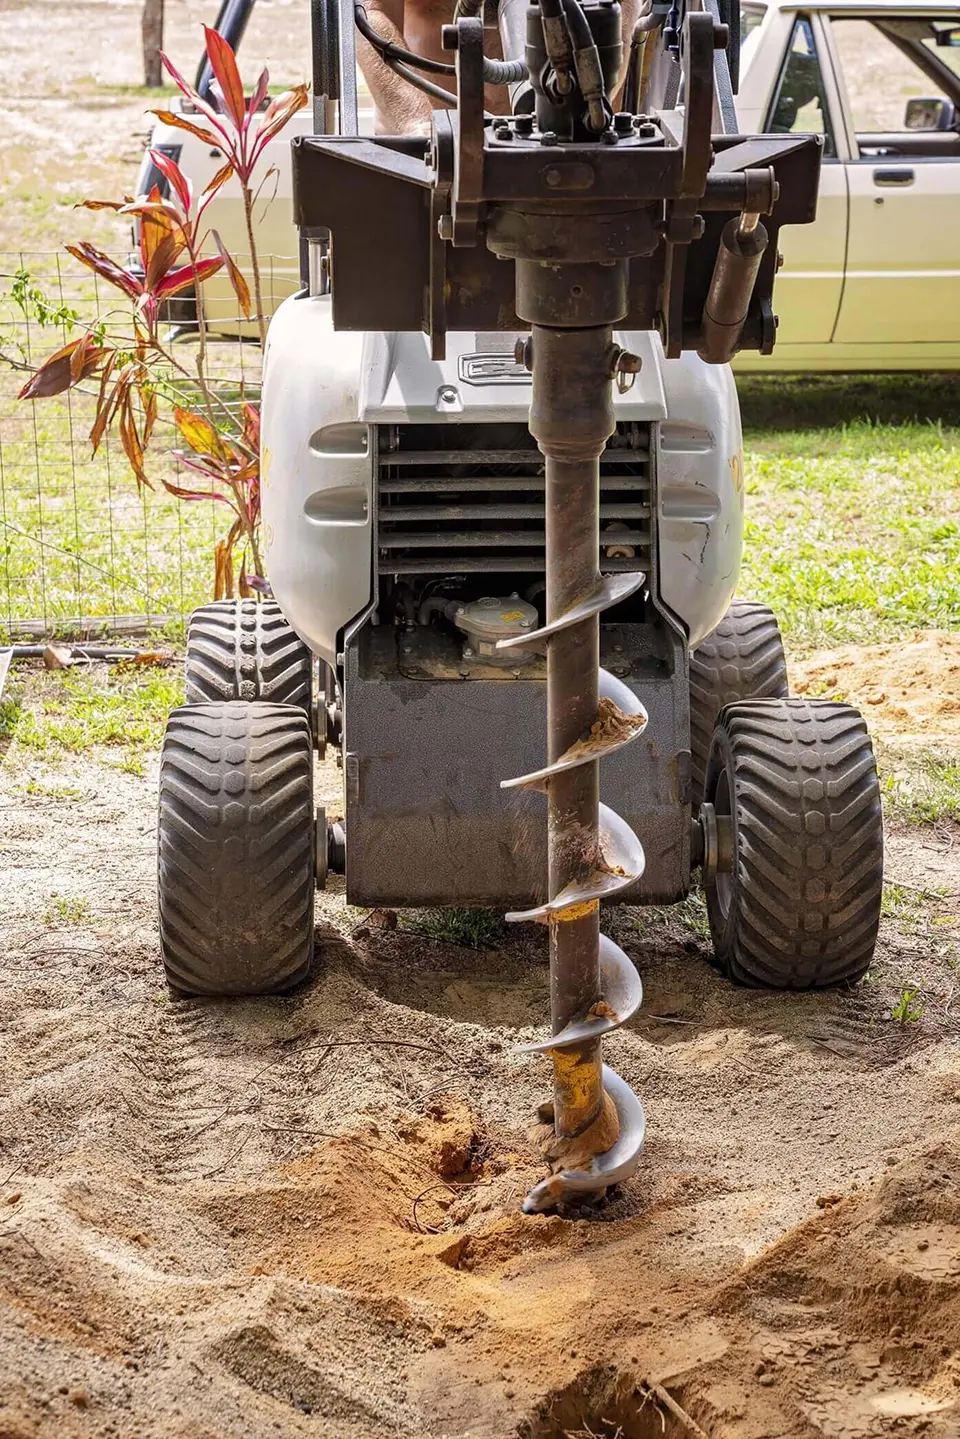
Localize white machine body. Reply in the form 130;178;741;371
261;292;743;666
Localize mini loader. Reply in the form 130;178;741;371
157;0;884;1211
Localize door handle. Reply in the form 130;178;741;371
873;167;915;186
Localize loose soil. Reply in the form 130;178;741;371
2;642;960;1438
792;632;960;744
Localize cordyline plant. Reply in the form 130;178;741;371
19;28;308;597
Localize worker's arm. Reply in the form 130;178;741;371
357;0;434;133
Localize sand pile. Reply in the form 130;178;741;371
791;631;960;741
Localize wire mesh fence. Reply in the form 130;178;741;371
0;250;298;643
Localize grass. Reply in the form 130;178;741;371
890;984;925;1025
738;376;960;654
5;664;183;762
881;880;953;932
0;258;257;640
624;885;710;942
0;695;22;739
878;744;960;826
43;894;91;926
402;907;506;950
24;777;85;800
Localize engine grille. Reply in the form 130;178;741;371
375;422;652;575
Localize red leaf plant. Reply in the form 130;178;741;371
18;28;308;597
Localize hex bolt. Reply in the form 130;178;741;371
438;384;458;403
545;167;563;187
637;121;657;139
463;646;474;658
540;130;559;146
614;112;633;135
601;130;618;145
437;214;454;241
515;114;534;136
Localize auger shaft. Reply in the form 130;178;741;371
531;320;616;1141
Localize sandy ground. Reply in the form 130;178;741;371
2;637;960;1439
3;3;960;1435
1;0;311;253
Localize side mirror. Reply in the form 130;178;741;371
904;96;957;131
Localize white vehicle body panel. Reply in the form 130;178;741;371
836;159;960;344
736;0;960;370
140;108;313;329
261;296;742;666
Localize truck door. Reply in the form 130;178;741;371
825;12;960;347
764;14;848;343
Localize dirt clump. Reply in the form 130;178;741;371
563;696;648;765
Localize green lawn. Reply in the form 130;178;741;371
738;374;960;654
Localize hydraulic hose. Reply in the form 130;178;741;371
357;0;523;97
536;0;576;95
388;58;457;103
621;0;659;112
354;4;455;74
559;0;612;131
481;56;528;83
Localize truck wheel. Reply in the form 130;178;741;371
690;600;788;806
702;699;883;990
158;702;315;996
184;599;312;715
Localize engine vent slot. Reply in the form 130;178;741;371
375;422;652;575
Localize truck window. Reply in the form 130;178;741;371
830;16;960;154
767;16;836;157
832;17;957;134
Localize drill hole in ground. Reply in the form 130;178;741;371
521;1366;707;1439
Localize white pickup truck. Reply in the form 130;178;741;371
139;0;960;368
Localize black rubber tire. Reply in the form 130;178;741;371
704;698;883;990
690;600;788;806
184;599;312;714
158;701;315;996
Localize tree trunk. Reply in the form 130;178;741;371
142;0;165;88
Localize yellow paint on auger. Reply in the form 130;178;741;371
550;898;599;924
549;1044;604;1137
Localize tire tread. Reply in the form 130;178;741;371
184;600;311;712
158;701;314;996
706;698;883;990
690;600;789;805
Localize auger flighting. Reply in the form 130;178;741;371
498;331;650;1211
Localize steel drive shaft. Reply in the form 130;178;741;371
498;313;648;1212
